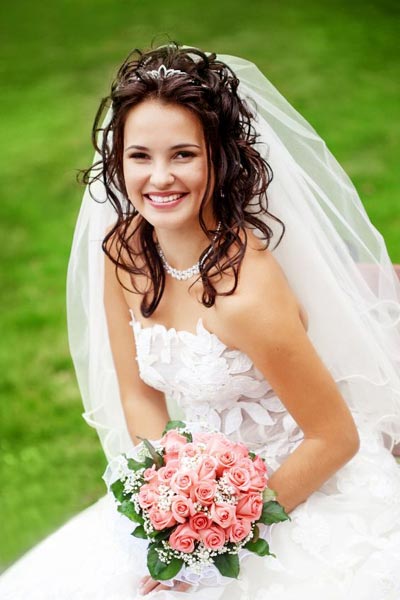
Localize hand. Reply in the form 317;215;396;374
138;574;191;595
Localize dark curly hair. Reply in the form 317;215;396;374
81;42;285;317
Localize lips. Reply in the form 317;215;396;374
144;192;188;207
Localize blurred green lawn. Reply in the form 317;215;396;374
0;0;399;570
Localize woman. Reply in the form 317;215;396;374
1;43;400;599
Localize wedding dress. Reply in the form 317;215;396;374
1;310;400;600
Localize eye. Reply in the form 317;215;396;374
174;150;196;160
128;152;149;160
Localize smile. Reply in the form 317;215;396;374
145;193;188;206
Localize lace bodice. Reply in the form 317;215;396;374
129;311;303;471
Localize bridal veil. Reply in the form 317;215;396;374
66;51;400;461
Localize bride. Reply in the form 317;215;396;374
1;43;400;599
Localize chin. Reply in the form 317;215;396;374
139;209;200;232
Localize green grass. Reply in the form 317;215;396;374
1;0;399;570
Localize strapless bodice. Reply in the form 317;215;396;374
129;310;303;470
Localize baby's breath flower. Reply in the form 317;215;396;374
215;474;237;504
123;469;145;494
156;486;175;511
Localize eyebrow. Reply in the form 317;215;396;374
124;143;201;153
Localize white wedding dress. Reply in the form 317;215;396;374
2;312;400;600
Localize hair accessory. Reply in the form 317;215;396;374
145;64;188;79
156;222;222;281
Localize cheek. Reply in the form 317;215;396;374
123;164;144;193
191;161;210;194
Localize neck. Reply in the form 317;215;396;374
154;220;218;271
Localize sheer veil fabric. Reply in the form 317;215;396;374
66;52;400;463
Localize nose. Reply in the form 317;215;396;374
149;159;175;189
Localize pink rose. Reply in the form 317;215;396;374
171;495;194;523
162;458;180;470
193;480;217;506
205;433;235;458
192;432;213;446
189;512;212;532
179;443;202;461
143;465;158;482
197;455;218;480
232;442;250;460
236;456;254;469
157;464;179;485
200;524;226;550
138;485;159;510
237;458;268;492
170;470;198;495
236;493;263;521
252;455;268;475
169;523;199;553
248;472;268;492
226;466;251;491
161;430;188;461
215;450;239;476
148;507;176;530
210;502;236;529
227;518;252;543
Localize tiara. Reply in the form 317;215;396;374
125;63;206;88
144;64;188;79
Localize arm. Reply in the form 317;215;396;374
104;247;192;596
222;252;360;514
104;250;170;444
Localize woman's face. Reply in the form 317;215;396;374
123;99;214;232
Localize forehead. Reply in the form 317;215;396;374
123;100;205;146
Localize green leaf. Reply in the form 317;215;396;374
251;524;260;543
127;457;144;471
117;500;144;524
136;438;164;468
131;525;148;539
147;545;183;581
110;479;126;502
262;487;277;502
162;420;187;434
214;552;240;579
151;529;174;542
259;501;291;525
127;456;155;471
143;455;155;468
244;537;274;557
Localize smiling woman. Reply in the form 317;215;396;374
1;42;400;600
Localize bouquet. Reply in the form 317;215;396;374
110;421;289;583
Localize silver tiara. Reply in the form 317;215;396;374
145;64;188;79
125;63;205;88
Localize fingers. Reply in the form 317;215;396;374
139;575;160;595
138;574;191;595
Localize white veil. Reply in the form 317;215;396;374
66;53;400;462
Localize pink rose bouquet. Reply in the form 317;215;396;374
110;421;289;582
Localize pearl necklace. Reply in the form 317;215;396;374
156;223;222;281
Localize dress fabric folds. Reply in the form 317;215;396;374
1;316;400;600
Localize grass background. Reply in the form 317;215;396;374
0;0;399;571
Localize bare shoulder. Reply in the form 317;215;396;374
216;229;307;348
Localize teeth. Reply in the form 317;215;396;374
147;193;185;204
